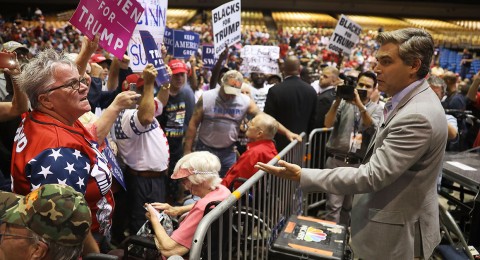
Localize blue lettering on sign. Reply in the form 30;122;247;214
138;4;166;27
129;43;147;66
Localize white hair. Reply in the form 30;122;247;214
173;151;222;190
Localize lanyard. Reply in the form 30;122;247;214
353;106;361;136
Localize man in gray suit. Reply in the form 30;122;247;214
256;28;447;259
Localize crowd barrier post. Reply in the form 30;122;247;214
303;128;332;215
189;133;306;260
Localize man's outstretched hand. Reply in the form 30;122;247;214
255;160;302;182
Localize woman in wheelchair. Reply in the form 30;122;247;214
144;151;231;258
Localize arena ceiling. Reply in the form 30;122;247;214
2;0;480;20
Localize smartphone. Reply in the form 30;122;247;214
129;83;137;92
144;204;162;220
0;51;18;69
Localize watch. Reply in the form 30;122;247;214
360;106;367;113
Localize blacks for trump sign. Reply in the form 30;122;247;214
327;14;362;55
212;0;241;57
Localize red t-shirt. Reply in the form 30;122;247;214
12;111;114;236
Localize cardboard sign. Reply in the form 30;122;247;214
139;30;170;86
240;45;280;74
172;30;200;59
211;0;241;57
128;0;168;72
202;45;216;69
70;0;144;59
327;14;362;55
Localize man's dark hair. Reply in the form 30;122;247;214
358;71;377;88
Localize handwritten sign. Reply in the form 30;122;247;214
128;0;168;72
240;45;280;74
211;0;241;57
327;14;362;55
70;0;144;59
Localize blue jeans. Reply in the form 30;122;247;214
195;140;236;178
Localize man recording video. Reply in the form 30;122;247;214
322;71;383;225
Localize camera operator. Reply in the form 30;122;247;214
322;71;383;225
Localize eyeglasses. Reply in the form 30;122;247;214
357;83;374;89
0;233;34;241
45;77;88;93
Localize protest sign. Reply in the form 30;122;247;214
173;30;200;59
202;45;216;69
128;0;168;72
327;14;362;55
70;0;144;59
211;0;241;57
164;27;174;55
139;30;170;86
240;45;280;74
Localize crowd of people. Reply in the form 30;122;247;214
0;8;479;260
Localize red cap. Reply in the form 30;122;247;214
89;53;108;64
168;59;188;74
122;74;145;91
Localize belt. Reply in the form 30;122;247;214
331;154;362;165
126;167;167;178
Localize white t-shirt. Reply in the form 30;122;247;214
311;80;320;94
250;83;272;112
114;98;169;171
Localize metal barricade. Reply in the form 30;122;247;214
189;133;306;260
305;127;333;169
303;128;333;216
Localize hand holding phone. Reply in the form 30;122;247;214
0;51;18;69
145;203;162;221
129;83;137;92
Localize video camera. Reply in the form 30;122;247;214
336;74;367;101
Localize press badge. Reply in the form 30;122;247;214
349;132;363;152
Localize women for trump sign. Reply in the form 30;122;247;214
70;0;144;59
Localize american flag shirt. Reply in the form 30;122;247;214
11;111;114;237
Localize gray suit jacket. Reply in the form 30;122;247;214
301;80;447;259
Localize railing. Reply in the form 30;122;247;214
189;133;306;260
303;128;332;215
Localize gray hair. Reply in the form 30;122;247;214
256;113;279;140
15;48;76;109
427;75;447;95
323;66;339;79
221;70;243;86
376;28;434;79
174;151;222;190
31;231;83;260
